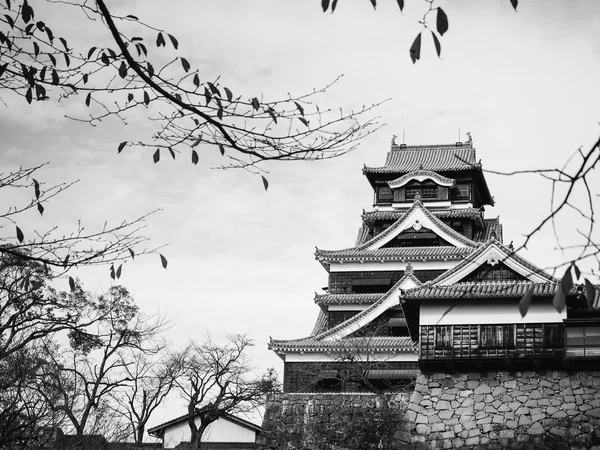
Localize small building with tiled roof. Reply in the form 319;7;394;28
269;137;600;393
147;413;260;449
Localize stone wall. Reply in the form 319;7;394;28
257;392;410;449
260;371;600;449
402;370;600;449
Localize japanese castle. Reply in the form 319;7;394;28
269;138;600;393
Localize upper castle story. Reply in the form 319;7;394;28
358;138;498;247
363;138;493;210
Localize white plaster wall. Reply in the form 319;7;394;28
329;304;368;311
420;299;566;325
329;260;457;272
162;416;257;448
373;203;473;211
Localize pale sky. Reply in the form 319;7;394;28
1;0;599;430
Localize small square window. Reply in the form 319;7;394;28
377;186;393;202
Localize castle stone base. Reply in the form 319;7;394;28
404;370;600;449
259;371;600;449
257;392;410;449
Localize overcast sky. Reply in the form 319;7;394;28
1;0;599;428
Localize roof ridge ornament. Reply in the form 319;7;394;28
405;262;413;274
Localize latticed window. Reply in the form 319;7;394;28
543;324;564;347
406;184;437;200
435;326;452;349
451;183;471;201
465;263;525;282
480;325;515;349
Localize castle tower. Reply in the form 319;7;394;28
269;139;600;393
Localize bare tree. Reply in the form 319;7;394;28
172;334;279;449
0;1;383;177
110;351;180;444
42;285;168;437
296;317;416;395
0;341;66;450
0;164;158;271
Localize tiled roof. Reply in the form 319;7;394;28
362;208;484;223
364;142;478;174
272;278;411;354
402;281;567;300
430;238;557;285
388;170;455;188
315;293;383;306
398;270;424;288
316;246;473;263
361;201;477;248
315;277;406;341
316;201;478;265
472;217;503;243
355;226;370;246
147;412;261;437
269;336;417;353
310;310;328;335
314;271;423;307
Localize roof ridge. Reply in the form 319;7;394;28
390;142;473;151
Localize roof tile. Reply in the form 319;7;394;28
315;293;383;305
362;208;484;223
402;280;566;300
269;336;417;353
364;142;478;174
315;246;473;263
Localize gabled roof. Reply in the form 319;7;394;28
397;266;424;290
147;412;261;438
314;269;423;308
316;200;478;267
473;217;503;243
363;142;478;174
360;208;489;244
362;207;485;224
270;277;419;354
388;169;455;189
430;238;556;285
